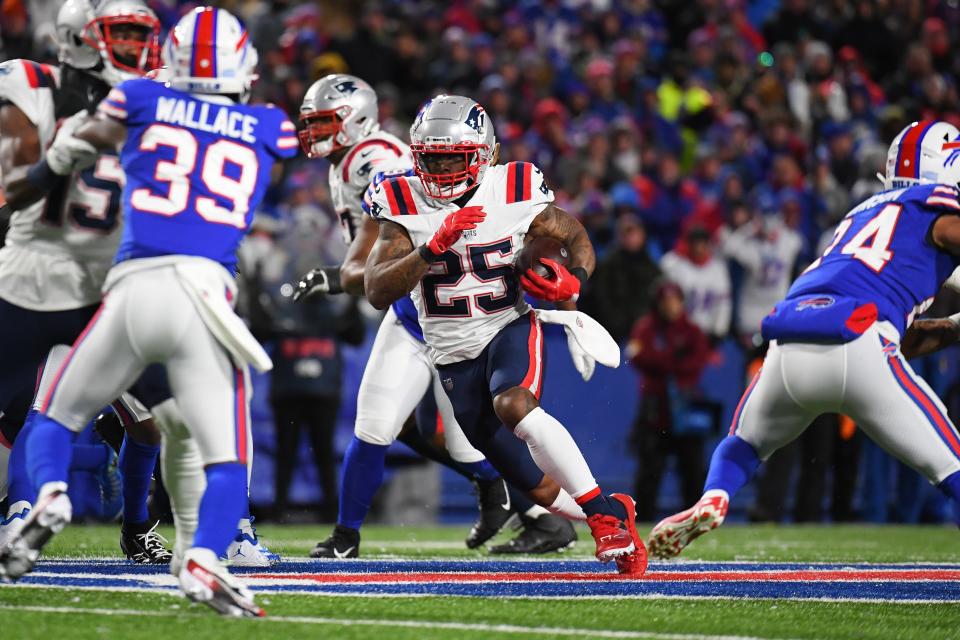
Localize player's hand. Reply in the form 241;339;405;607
46;111;98;175
292;266;344;301
564;325;596;381
426;206;486;256
519;258;582;302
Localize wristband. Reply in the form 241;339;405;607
25;159;60;191
322;266;344;295
418;244;438;263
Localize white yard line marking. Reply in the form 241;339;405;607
0;603;795;639
2;582;957;604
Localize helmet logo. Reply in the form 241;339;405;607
465;105;485;133
334;80;358;94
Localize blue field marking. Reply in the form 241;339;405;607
11;559;960;602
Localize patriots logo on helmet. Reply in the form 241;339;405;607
356;161;374;178
335;81;358;94
465;105;485;133
795;296;835;311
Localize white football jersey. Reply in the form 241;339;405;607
328;129;411;244
368;161;554;365
0;59;125;311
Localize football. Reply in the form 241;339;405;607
514;236;569;280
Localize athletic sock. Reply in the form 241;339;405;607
507;483;536;515
937;470;960;526
462;459;501;482
71;443;111;471
193;462;246;555
26;415;77;490
119;436;159;525
703;435;761;497
575;487;627;520
337;436;388;530
513;407;605;503
8;412;37;506
547;489;587;520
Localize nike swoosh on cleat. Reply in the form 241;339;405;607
333;546;355;558
501;490;510;511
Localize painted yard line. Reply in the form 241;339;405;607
248;569;960;583
0;603;795;640
2;582;957;604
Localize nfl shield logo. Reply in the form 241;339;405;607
442;378;454;392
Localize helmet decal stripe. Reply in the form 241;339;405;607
895;120;935;179
191;8;216;79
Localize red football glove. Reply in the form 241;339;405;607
519;258;582;302
426;206;486;255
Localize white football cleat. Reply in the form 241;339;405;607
0;485;71;581
0;501;31;548
223;518;279;567
178;547;264;617
647;490;729;559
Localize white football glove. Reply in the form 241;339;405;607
46;111;98;175
564;325;596;382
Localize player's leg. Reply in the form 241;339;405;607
0;294;147;580
648;341;823;558
162;295;261;617
312;309;434;558
844;329;960;521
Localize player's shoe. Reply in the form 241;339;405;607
465;477;513;549
489;512;577;554
96;447;123;521
0;484;71;582
647;490;729;559
224;518;279;567
310;524;360;559
610;493;648;577
585;493;637;564
178;547;265;618
121;520;173;564
0;501;31;548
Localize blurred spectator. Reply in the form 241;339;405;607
721;210;802;343
627;281;712;520
581;214;660;343
661;226;732;342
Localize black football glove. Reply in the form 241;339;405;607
292;266;344;301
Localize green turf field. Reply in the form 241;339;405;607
2;523;959;639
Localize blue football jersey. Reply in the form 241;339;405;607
99;79;298;270
763;183;960;342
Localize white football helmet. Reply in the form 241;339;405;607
409;95;497;200
81;0;160;86
56;0;99;71
883;120;960;190
299;74;379;158
163;7;259;103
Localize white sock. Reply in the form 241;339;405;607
547;490;587;521
524;504;550;519
514;407;599;503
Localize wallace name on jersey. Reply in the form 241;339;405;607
154;96;257;144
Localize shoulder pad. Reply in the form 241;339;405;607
501;161;550;204
922;185;960;213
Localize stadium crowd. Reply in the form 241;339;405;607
2;0;960;523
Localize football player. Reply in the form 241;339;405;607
363;95;645;574
648;120;960;558
294;76;575;557
0;6;295;617
0;0;171;563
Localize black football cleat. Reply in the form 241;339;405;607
310;524;360;558
121;520;173;564
93;411;125;454
489;512;577;554
465;477;514;549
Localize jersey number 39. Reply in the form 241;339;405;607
130;123;258;229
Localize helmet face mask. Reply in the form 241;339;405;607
409;95;496;200
298;75;378;158
80;0;160;86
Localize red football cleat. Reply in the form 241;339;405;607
585;493;640;565
647;490;729;559
610;493;647;577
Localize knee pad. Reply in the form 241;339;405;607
354;418;401;447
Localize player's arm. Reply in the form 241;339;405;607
364;219;431;310
0;103;47;211
340;216;379;295
73;113;127;152
900;317;960;359
522;203;596;311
